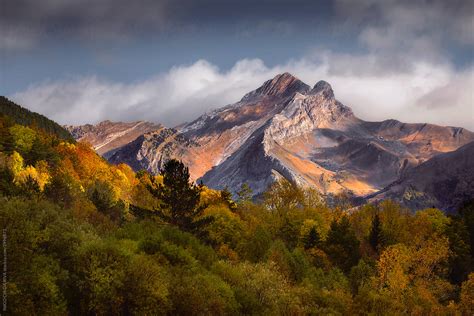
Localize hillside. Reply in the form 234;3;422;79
0;96;73;141
369;141;474;212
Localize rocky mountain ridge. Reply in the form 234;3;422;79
67;73;474;210
65;120;162;157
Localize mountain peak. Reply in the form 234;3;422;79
243;72;310;100
310;80;334;98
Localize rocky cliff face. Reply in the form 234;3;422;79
67;73;474;200
107;128;196;173
65;120;162;157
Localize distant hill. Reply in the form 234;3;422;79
0;96;73;141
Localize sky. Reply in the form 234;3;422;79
1;0;473;129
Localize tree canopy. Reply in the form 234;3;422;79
0;107;473;315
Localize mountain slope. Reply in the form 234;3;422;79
368;141;474;212
65;120;162;157
108;127;197;173
0;96;73;140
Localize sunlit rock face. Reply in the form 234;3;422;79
68;73;474;202
65;120;162;158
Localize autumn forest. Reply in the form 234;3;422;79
0;97;472;315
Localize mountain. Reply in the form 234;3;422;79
108;127;196;172
69;73;474;198
368;141;474;212
0;96;73;141
65;120;162;158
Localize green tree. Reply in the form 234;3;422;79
214;261;305;315
368;213;383;253
242;225;272;262
9;124;36;154
123;255;171;314
0;115;14;153
44;173;79;208
71;240;129;315
87;179;125;221
264;179;303;217
349;259;374;294
304;226;321;250
221;186;237;211
170;271;238;315
237;183;253;202
446;216;472;284
0;198;79;315
459;200;474;257
324;217;361;273
151;159;212;233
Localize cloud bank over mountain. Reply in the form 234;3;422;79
12;56;474;129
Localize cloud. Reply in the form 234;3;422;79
4;0;473;130
335;0;474;47
5;0;471;53
412;68;474;129
10;59;274;126
331;0;474;78
11;55;474;130
0;0;170;51
0;0;329;52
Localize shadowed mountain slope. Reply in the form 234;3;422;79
368;141;474;212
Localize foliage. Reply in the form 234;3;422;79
0;97;73;141
9;124;36;154
368;212;383;253
0;108;472;315
146;159;213;233
303;226;321;249
324;216;361;273
236;183;253;202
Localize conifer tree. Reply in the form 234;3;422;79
304;226;321;249
221;186;237;211
369;213;383;252
237;183;253;202
325;216;361;272
154;159;212;232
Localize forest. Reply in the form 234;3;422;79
0;107;473;315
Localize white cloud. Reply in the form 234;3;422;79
11;55;474;130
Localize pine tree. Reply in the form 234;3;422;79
446;216;472;284
369;213;383;252
304;227;321;249
154;159;212;232
237;183;253;202
0;116;14;153
324;216;361;272
221;186;237;211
